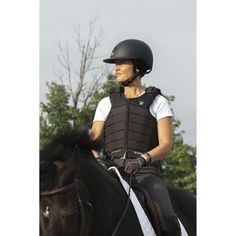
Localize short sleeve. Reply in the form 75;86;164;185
93;96;111;121
150;95;173;120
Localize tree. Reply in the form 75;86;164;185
162;98;196;194
41;20;109;146
53;20;108;127
40;82;76;147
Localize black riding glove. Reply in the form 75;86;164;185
124;155;147;175
96;157;109;170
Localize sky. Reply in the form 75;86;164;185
40;0;196;145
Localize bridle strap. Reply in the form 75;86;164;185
41;180;90;235
74;179;86;236
40;182;77;197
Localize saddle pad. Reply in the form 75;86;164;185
108;166;188;236
108;166;156;236
178;219;188;236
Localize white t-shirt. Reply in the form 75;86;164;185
93;92;173;122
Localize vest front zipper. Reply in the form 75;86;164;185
124;99;130;158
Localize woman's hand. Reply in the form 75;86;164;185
124;156;147;175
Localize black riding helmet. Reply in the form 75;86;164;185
103;39;153;75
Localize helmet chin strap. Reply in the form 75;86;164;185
120;71;143;86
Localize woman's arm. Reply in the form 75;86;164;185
90;121;105;158
142;116;173;162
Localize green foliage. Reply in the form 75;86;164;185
74;105;95;128
40;82;78;147
163;136;196;194
40;76;116;146
161;96;196;195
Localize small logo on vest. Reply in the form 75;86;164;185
139;101;144;106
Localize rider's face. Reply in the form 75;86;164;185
115;60;134;83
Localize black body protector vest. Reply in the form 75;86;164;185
104;86;162;168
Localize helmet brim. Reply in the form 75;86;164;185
103;57;133;64
103;58;117;63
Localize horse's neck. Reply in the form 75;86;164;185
79;162;128;234
87;169;124;208
78;159;125;210
78;161;144;235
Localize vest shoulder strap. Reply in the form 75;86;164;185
109;86;125;107
145;86;162;96
143;86;163;107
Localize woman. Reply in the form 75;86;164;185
90;39;181;236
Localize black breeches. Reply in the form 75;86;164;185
131;172;179;232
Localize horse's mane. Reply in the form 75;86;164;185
40;128;103;192
40;128;103;162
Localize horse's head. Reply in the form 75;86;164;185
40;128;102;236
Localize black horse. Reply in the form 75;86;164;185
40;129;196;236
